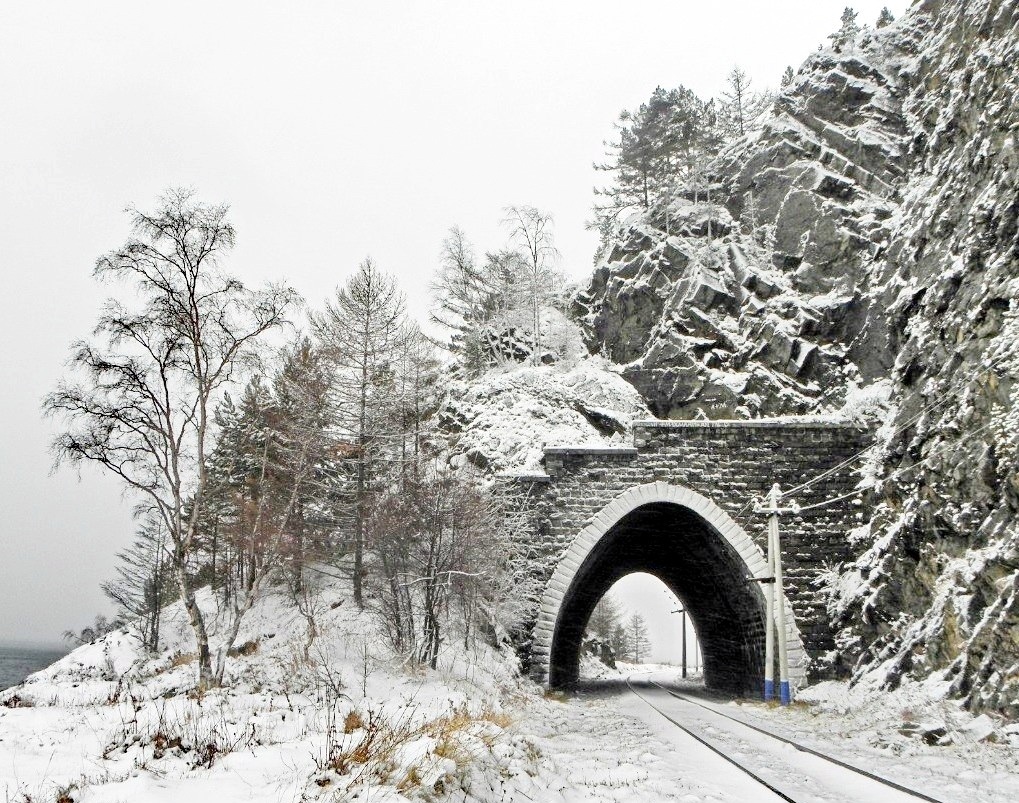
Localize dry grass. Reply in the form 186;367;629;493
227;639;259;658
319;703;512;794
343;710;365;734
478;709;513;728
169;651;196;668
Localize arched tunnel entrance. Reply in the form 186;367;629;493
538;485;805;695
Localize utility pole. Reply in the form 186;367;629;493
671;605;688;679
756;483;795;705
682;608;687;679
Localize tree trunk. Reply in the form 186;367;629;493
176;567;214;689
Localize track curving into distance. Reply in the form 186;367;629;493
624;674;947;803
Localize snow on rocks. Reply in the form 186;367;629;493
441;357;649;473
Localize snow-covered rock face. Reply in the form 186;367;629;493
575;20;924;421
832;0;1019;718
575;0;1019;715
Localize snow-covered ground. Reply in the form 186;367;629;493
1;580;526;802
4;584;1019;802
641;668;1019;802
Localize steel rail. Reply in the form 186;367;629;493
650;680;946;803
625;675;797;802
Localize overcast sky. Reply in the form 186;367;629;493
0;0;908;647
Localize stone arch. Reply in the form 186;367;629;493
532;481;806;692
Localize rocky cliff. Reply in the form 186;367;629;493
576;0;1019;716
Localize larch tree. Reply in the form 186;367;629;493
628;612;652;664
102;512;170;652
312;258;406;608
45;188;297;689
719;67;772;141
388;323;441;484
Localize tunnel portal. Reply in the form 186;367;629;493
550;502;766;693
505;420;873;693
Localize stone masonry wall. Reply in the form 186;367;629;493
509;420;873;681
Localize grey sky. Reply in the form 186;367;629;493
0;0;906;645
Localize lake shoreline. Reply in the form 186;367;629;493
0;643;69;691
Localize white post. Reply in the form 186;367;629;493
764;488;776;702
769;483;791;705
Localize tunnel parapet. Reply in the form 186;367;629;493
502;419;873;689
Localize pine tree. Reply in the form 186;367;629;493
611;623;631;661
829;7;861;52
430;227;489;373
781;66;795;88
876;7;894;28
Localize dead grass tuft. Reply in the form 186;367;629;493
343;710;365;734
169;652;196;668
227;639;259;658
479;709;513;728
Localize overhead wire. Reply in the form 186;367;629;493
777;344;1017;502
783;416;1001;514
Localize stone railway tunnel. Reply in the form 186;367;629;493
505;420;872;695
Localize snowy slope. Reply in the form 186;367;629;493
1;579;524;802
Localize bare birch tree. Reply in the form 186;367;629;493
45;188;297;689
502;206;562;365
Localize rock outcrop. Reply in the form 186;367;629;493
575;0;1019;716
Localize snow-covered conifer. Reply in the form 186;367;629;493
829;7;861;52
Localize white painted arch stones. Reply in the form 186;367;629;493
504;420;872;693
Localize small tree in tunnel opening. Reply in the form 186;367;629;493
628;612;652;664
587;592;622;642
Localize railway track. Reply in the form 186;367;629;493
624;675;947;803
